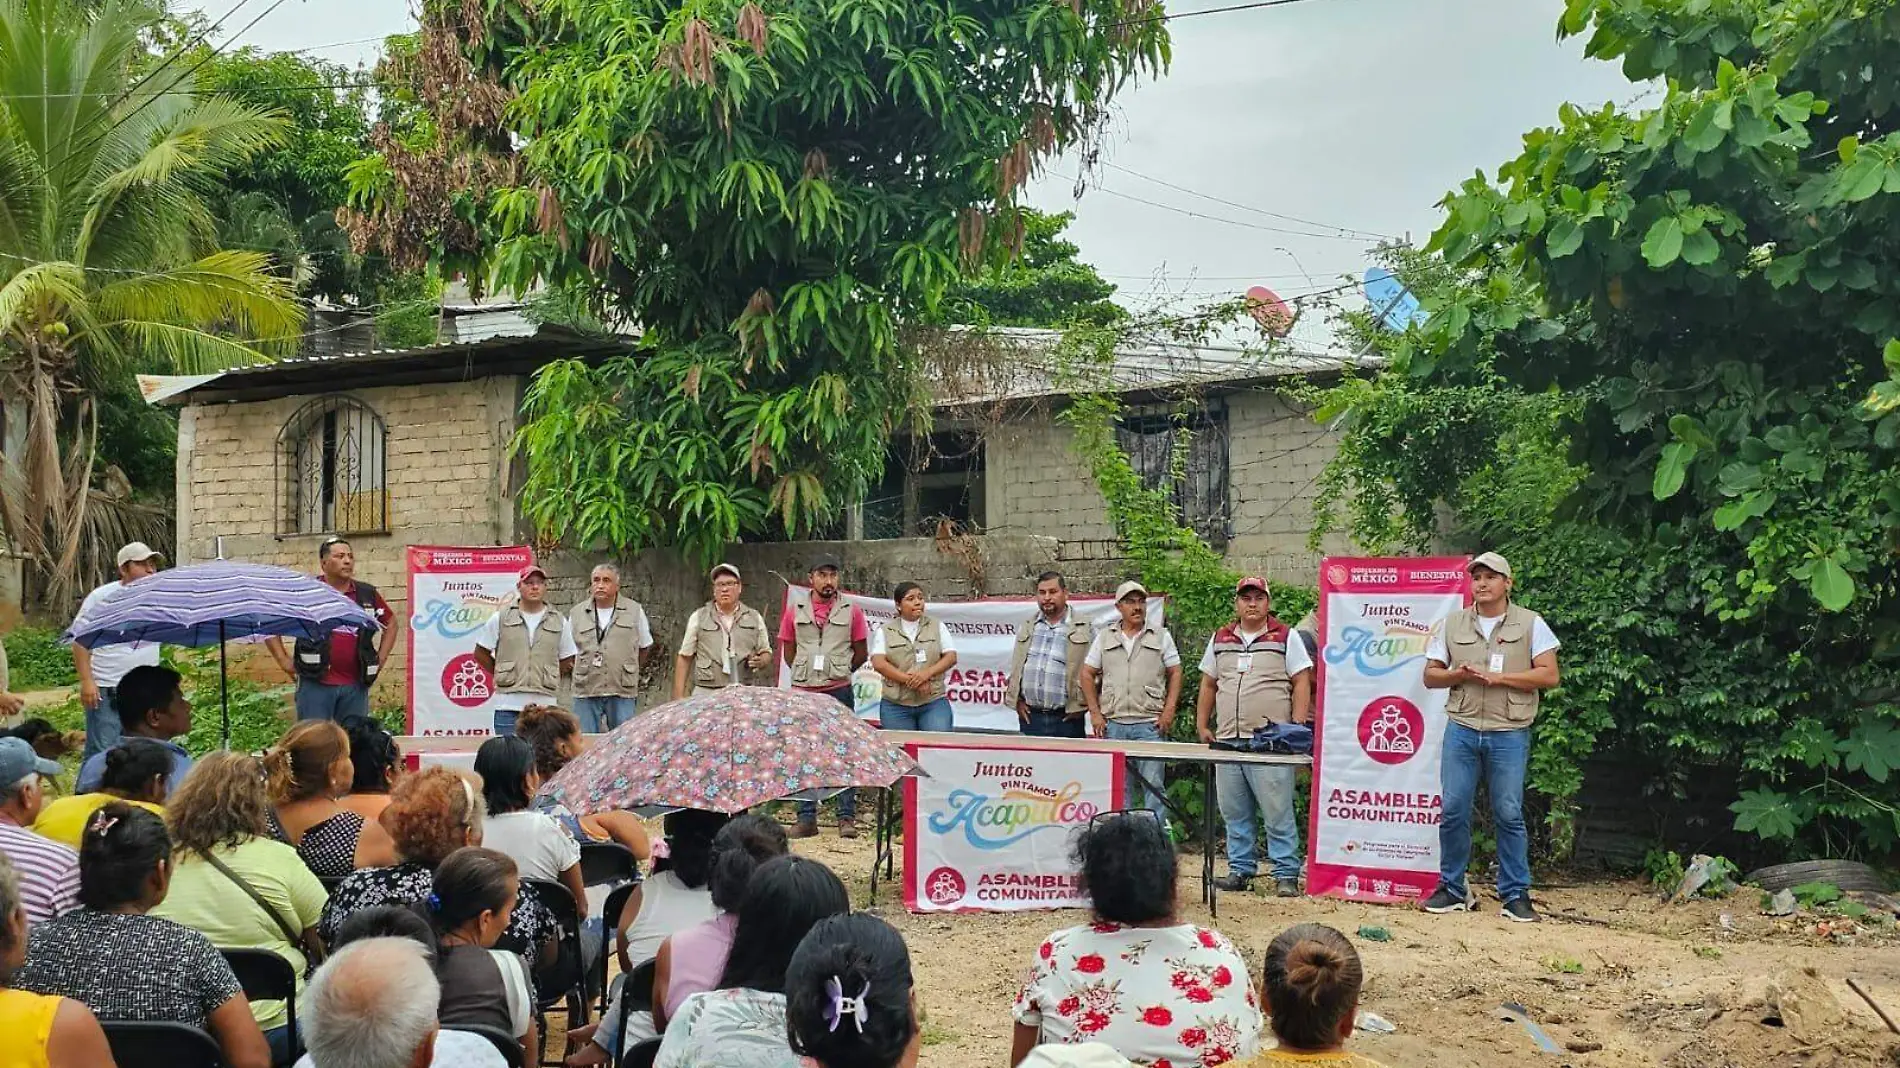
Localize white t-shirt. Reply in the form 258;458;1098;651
589;604;656;649
1083;627;1182;670
1425;610;1560;665
868;617;958;657
475;608;580;707
1196;626;1313;676
296;1029;508;1068
480;811;581;884
76;581;162;687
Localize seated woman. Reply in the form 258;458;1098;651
515;705;648;856
654;855;850;1068
1245;925;1387;1068
319;766;557;971
0;855;114;1068
474;736;596;975
421;848;539;1066
336;716;402;825
267;721;398;877
868;583;959;732
153;751;328;1064
653;814;788;1028
14;804;271;1068
785;913;920;1068
32;739;169;847
1012;813;1262;1068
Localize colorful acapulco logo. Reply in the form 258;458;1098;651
412;595;504;640
926;784;1099;850
1324;619;1435;677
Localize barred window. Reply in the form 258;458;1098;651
277;396;389;535
1117;402;1230;545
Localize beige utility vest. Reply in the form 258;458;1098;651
1209;621;1295;739
1099;627;1171;723
1441;602;1544;731
789;596;858;687
492;606;565;694
1005;613;1094;715
689;602;770;689
569;598;647;697
880;615;946;706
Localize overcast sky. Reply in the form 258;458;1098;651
192;0;1638;316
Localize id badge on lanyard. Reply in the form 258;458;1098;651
1488;653;1506;674
1236;653;1254;672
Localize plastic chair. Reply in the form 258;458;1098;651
522;877;587;1066
621;1036;662;1068
579;842;639;887
455;1024;526;1068
220;948;300;1065
597;882;640;1013
101;1020;222;1068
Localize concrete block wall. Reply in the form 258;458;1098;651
983;418;1117;541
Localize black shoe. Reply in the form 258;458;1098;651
1274;878;1301;898
1213;874;1253;892
1502;896;1540;923
1422;887;1471;913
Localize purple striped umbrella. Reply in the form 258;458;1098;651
62;559;376;745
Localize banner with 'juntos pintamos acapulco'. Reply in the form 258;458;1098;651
1307;557;1471;904
406;545;536;737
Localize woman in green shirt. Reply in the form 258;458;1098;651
153;751;327;1063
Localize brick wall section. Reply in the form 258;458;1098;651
983;417;1117;541
176;378;519;693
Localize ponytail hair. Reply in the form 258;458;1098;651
79;803;171;911
1261;923;1364;1051
707;814;789;913
265;720;350;803
786;914;916;1068
422;847;518;942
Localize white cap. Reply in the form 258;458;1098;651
710;563;742;582
1468;551;1513;578
116;542;163;568
1114;580;1149;602
1018;1045;1134;1068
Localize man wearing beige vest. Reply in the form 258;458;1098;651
778;556;868;838
673;564;773;699
1081;581;1183;826
1195;576;1312;896
1007;571;1095;739
474;564;578;736
568;564;657;733
1422;552;1560;923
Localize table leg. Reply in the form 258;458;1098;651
869;787;890;905
1204;764;1218;919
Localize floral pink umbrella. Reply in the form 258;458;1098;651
538;687;923;815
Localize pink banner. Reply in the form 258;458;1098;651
405;545;536;736
1306;557;1470;904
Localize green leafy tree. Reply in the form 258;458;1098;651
0;0;303;594
1310;0;1900;858
343;0;1168;561
942;209;1123;327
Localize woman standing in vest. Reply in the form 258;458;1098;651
1080;582;1183;827
777;558;868;840
474;565;579;737
1421;553;1560;923
568;564;657;733
673;565;774;699
1194;577;1312;897
868;583;959;732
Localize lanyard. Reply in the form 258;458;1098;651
594;607;614;646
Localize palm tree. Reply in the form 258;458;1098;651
0;0;303;596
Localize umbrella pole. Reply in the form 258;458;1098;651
219;620;231;749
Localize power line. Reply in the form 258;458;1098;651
1099;162;1394;242
1052;172;1382;243
1108;0;1356;30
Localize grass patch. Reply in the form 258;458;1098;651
4;626;79;690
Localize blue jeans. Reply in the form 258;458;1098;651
1022;709;1085;738
1438;722;1532;902
82;688;123;763
295;681;370;722
798;686;858;823
1217;762;1301;880
879;697;953;732
574;696;637;733
265;1024;296;1065
1106;720;1168;826
493;708;519;736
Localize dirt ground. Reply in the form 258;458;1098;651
778;830;1900;1068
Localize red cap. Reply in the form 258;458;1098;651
517;564;548;582
1236;576;1269;594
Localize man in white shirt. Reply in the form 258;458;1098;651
1194;577;1313;896
1422;552;1561;923
70;542;163;762
673;565;773;698
474;565;579;736
1081;581;1183;825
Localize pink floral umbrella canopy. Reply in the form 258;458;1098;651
539;687;924;815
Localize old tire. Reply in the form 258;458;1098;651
1742;860;1886;893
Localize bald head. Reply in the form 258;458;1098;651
303;937;440;1068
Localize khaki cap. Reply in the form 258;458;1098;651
709;563;742;582
1114;580;1149;602
1468;551;1512;578
116;542;163;568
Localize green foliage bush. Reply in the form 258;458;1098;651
4;627;79;691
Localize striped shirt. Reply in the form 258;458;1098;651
0;819;81;924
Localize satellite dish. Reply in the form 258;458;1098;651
1245;285;1295;337
1363;268;1426;332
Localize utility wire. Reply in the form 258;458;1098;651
1052;172;1383;243
1107;0;1357;30
1099;162;1394;242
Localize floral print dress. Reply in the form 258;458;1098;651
1014;922;1264;1068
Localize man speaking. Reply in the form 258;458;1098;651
1421;552;1559;923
